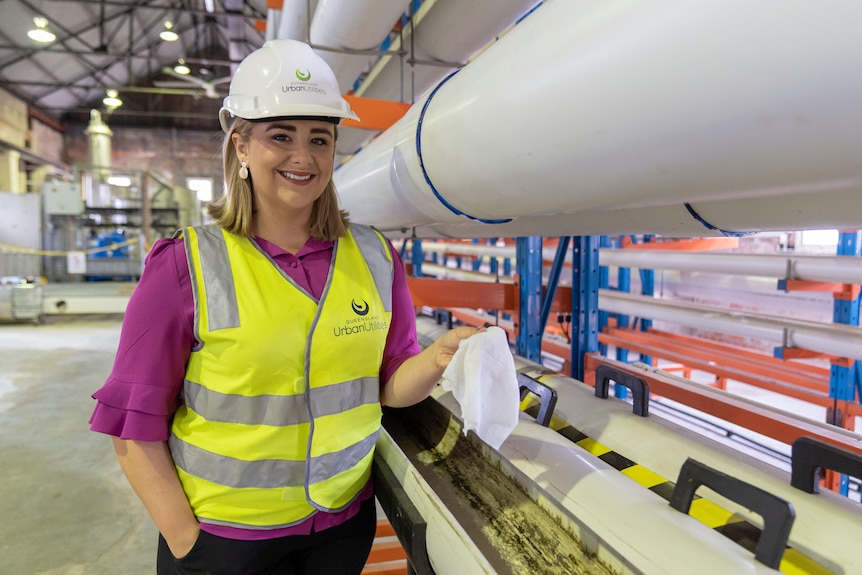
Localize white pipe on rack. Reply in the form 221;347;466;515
393;240;517;259
336;0;862;239
357;0;540;103
600;290;862;360
264;9;279;41
309;0;412;93
418;265;862;359
274;0;318;41
600;250;862;285
400;241;862;286
420;263;511;283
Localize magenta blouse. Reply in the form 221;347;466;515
89;231;421;540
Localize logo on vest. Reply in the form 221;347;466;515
335;300;388;338
351;298;369;316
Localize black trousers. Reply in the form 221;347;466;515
156;497;376;575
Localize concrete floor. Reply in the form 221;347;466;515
1;315;156;574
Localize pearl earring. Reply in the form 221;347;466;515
239;160;249;180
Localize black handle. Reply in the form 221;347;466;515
517;372;558;427
434;308;453;329
372;456;435;575
594;364;650;417
791;436;862;494
669;458;795;570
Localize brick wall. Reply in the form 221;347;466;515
64;122;224;195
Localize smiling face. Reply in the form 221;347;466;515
232;118;336;226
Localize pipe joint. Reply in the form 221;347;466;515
416;70;513;225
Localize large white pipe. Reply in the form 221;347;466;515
600;249;862;285
264;9;279;41
337;1;862;238
274;0;318;41
305;0;413;161
309;0;411;94
600;290;862;360
397;187;862;238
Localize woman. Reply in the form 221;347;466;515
89;39;480;575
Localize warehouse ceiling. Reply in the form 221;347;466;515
0;0;269;131
0;0;541;164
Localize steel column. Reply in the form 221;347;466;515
638;235;656;365
571;236;601;380
516;236;543;362
411;238;424;278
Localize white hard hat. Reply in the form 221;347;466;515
219;39;359;133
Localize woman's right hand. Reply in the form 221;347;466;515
111;438;204;560
166;523;202;559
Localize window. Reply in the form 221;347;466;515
800;229;839;247
187;177;213;202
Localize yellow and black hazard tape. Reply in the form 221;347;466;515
517;367;833;575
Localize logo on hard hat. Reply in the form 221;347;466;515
295;69;311;81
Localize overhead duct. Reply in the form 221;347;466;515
309;0;411;94
264;0;400;162
357;0;541;103
335;1;862;238
270;2;543;165
275;0;319;41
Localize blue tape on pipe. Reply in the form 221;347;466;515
415;69;513;225
684;203;753;237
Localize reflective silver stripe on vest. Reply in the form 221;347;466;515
169;428;379;488
350;225;393;312
183;377;380;426
191;225;240;331
182;233;204;351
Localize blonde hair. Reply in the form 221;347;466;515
207;117;350;241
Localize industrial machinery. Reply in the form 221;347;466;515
41;111;191;285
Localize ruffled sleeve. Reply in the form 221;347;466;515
89;237;195;441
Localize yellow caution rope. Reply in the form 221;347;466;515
0;238;139;257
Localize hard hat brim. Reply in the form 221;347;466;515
219;108;359;133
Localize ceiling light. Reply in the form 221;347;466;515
173;59;191;75
204;0;215;14
159;21;179;42
27;16;56;43
103;89;123;108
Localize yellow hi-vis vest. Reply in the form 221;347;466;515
169;224;393;530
